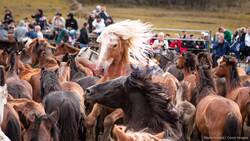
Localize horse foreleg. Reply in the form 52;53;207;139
85;103;103;141
102;108;124;141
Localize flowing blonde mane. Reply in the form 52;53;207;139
97;20;153;65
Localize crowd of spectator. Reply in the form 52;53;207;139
150;26;250;66
0;5;113;48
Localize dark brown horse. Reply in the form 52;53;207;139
193;65;242;140
6;52;33;99
41;69;85;141
86;69;183;140
215;56;250;137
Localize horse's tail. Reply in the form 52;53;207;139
6;115;21;141
222;112;241;140
59;99;79;141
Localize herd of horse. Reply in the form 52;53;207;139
0;20;249;141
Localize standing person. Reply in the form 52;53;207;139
244;27;250;57
212;33;230;67
3;9;14;25
218;26;232;44
31;9;47;30
25;24;38;39
35;25;43;39
14;20;28;42
77;23;89;48
92;15;105;35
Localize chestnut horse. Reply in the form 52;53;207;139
85;20;179;141
194;65;242;140
7;98;59;141
176;52;197;102
0;66;11;141
54;43;80;61
215;56;250;137
86;69;183;140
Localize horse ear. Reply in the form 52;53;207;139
50;110;59;123
54;69;59;75
66;60;71;66
56;59;61;66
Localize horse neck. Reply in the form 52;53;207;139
183;68;193;77
123;91;152;131
58;69;70;83
224;66;241;95
101;59;130;82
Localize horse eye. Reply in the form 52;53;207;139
113;44;118;48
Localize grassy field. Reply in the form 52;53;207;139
1;0;250;33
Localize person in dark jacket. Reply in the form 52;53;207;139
3;9;14;25
31;9;47;30
77;23;89;48
212;33;230;67
65;13;78;30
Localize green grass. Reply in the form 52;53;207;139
1;0;250;33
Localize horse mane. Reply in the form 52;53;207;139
40;69;62;99
125;69;179;131
225;57;241;89
0;66;6;86
8;52;18;74
183;52;197;73
191;65;216;105
97;20;153;65
197;52;212;69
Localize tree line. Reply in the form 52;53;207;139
78;0;249;10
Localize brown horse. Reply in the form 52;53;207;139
7;98;59;141
54;43;80;61
20;38;55;66
57;61;85;114
2;103;21;141
197;52;227;97
0;50;8;66
6;52;33;99
194;65;242;140
215;56;250;137
176;52;197;102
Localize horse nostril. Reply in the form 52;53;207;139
86;89;91;95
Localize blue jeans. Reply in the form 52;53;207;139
80;43;88;48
